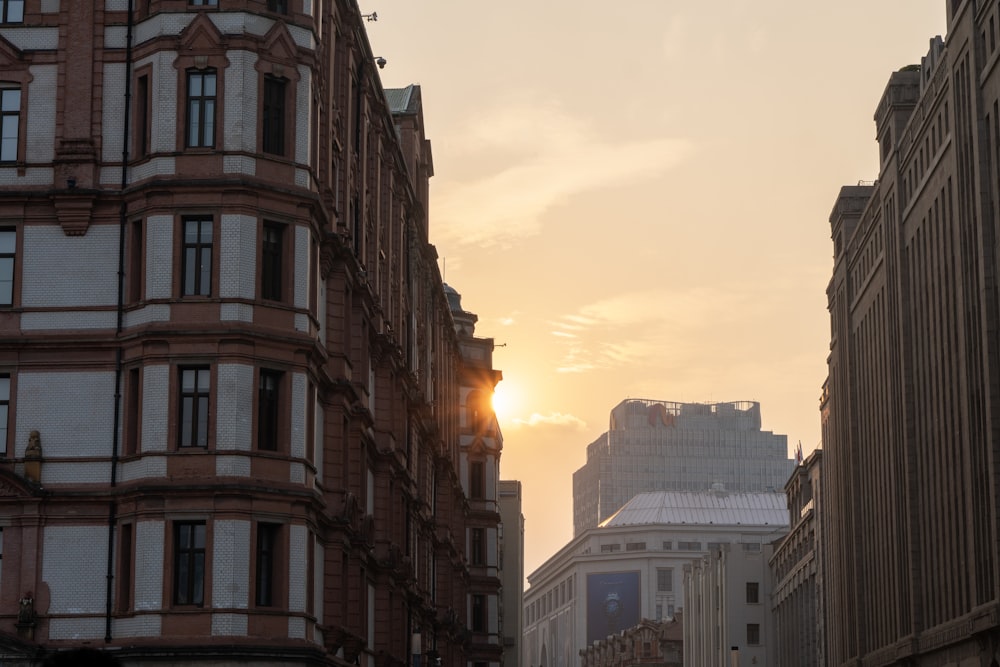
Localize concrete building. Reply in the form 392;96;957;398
682;543;776;667
498;480;525;667
0;2;502;667
823;2;1000;664
572;399;792;536
769;449;824;667
523;491;787;667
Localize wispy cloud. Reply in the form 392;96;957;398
549;286;778;374
433;103;693;248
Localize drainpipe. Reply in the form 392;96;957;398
105;0;135;643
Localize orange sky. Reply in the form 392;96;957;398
367;1;947;579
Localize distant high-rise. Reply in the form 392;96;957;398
823;4;1000;665
572;399;792;535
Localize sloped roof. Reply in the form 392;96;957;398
385;84;419;114
599;490;788;528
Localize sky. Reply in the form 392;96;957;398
366;1;948;581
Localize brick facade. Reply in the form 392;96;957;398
0;2;501;666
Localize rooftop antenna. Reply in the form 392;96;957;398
362;11;378;21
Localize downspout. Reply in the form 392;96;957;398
105;0;135;643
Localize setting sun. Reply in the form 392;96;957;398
491;381;518;422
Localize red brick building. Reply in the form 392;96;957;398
0;2;501;666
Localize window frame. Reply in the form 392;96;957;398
746;622;761;646
0;1;23;26
261;75;287;156
178;366;211;448
134;72;151;159
260;222;284;301
185;69;217;149
124;367;141;456
471;593;486;632
0;86;21;163
656;568;673;593
0;372;9;455
266;0;288;13
469;460;485;499
257;369;282;452
189;0;218;7
180;216;214;297
470;527;485;566
0;228;14;307
746;581;760;604
128;219;143;303
173;521;207;607
118;523;134;612
255;522;280;607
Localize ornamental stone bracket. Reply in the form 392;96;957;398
53;192;96;236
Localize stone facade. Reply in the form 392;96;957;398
823;2;1000;664
769;450;823;667
0;2;501;666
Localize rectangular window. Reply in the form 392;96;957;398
599;543;620;553
746;581;760;604
0;1;24;23
747;623;760;646
657;568;673;593
256;523;279;606
261;222;283;301
0;88;19;162
0;229;13;306
173;521;206;606
625;542;646;551
470;460;484;499
0;373;9;453
267;0;288;12
471;594;486;632
677;541;702;551
125;368;140;455
186;70;216;148
119;524;133;611
257;370;281;451
136;74;149;158
181;217;212;296
662;541;673;550
189;0;217;7
179;367;210;447
262;76;286;155
128;220;143;303
470;528;484;566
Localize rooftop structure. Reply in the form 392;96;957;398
573;399;793;535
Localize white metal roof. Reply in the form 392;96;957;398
598;490;788;528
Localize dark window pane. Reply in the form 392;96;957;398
179;367;210;447
174;522;206;606
262;77;286;155
182;219;212;296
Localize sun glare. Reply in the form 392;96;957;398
491;383;516;422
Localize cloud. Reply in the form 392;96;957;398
549;285;782;374
432;103;693;249
508;412;588;430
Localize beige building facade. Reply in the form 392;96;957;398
824;1;1000;664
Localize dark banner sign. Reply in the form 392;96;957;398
586;571;640;644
